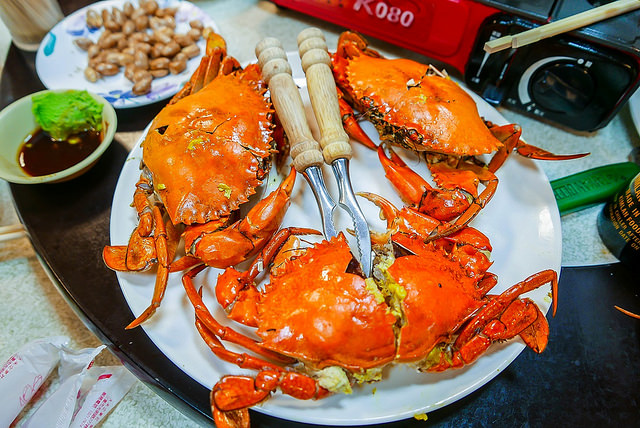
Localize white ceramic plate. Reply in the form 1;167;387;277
35;0;217;109
109;53;562;425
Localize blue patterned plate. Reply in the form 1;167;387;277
35;0;217;109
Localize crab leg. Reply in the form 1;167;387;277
337;93;378;150
486;123;522;173
195;318;283;372
486;123;588;172
125;206;181;329
182;264;295;364
103;175;157;272
427;269;558;371
194;285;285;372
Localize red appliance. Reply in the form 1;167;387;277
272;0;500;75
271;0;640;132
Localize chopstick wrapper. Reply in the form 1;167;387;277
0;336;68;426
0;336;137;428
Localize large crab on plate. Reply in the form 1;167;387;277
102;32;296;329
181;197;557;426
331;31;587;237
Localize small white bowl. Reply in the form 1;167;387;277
0;89;117;184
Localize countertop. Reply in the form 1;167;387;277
1;1;639;427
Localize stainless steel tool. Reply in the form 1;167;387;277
296;27;372;277
255;35;372;276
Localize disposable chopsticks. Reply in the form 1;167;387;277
0;224;26;243
484;0;640;54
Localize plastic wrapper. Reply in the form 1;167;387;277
0;336;70;427
0;337;137;428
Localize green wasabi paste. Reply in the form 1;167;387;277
31;90;103;141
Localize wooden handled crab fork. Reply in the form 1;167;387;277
256;37;339;240
297;27;372;277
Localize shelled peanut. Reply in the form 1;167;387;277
74;0;212;95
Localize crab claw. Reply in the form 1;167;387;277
358;192;440;245
377;146;468;220
463;270;556;362
170;32;233;102
117;206;181;330
211;370;331;428
212;403;249;428
212;376;272;413
374;143;501;240
426;269;558;372
212;371;328;414
183;168;298;269
215;226;322;326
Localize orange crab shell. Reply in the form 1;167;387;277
255;234;397;371
143;68;274;226
389;234;493;362
336;52;503;156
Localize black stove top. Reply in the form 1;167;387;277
479;0;556;20
554;0;640;49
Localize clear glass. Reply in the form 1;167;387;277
0;0;63;51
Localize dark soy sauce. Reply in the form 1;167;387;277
18;128;102;176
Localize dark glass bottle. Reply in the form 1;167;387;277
597;173;640;265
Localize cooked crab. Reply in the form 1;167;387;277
103;32;295;328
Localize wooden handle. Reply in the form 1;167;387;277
298;27;352;163
256;37;323;172
484;0;640;53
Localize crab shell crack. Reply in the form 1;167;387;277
143;73;274;226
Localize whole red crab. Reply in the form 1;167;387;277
181;212;557;427
331;31;587;237
102;32;295;328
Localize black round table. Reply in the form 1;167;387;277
2;2;639;426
